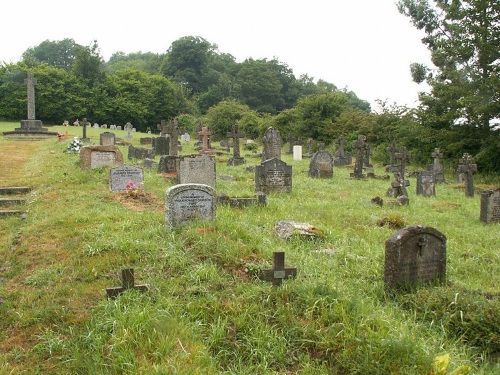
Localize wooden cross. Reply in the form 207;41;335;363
198;126;212;152
106;268;148;298
24;73;37;120
260;252;297;286
227;125;245;159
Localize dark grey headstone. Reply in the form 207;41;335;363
385;225;446;290
158;155;179;174
165;184;216;229
128;145;155;160
416;171;436;197
308;150;333;178
155;136;170;156
261;127;282;162
480;188;500;223
110;165;144;191
255;158;292;194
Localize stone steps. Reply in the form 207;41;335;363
0;187;31;217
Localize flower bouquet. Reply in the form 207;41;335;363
67;137;83;153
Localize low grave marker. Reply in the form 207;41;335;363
110;165;144;191
165;184;216;229
308;150;333;178
80;145;124;169
259;252;297;286
480;188;500;224
106;268;148;298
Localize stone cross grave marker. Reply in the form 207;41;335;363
109;165;144;191
124;122;133;139
308;150;333;178
304;138;314;158
81;117;89;142
166;118;180;156
480;188;500;223
25;72;37;120
430;148;445;183
259;252;297;286
255;158;292;194
416;170;436;197
287;133;294;154
385;225;446;290
457;153;477;197
165;183;216;229
334;135;352;166
385;142;399;172
394;146;409;176
198;126;212;154
261;127;282;162
157;119;168;136
106;268;148;298
350;135;368;178
227;124;246;165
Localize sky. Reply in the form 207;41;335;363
1;0;432;111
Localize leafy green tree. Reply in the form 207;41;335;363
398;0;500;130
22;39;77;71
105;51;164;74
203;99;259;139
72;40;105;87
0;63;26;119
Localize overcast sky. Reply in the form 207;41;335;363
1;0;432;111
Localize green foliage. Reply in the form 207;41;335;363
203;99;259;139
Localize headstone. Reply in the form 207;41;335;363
110;124;116;130
165;183;216;229
303;138;314;158
334;135;352;166
384;225;446;290
128;145;155;160
255;158;292;194
80;118;90;142
140;137;153;145
457;153;477;197
106;269;148;299
117;126;122;131
261;127;282;162
480;188;500;223
198;126;212;154
416;170;436;197
165;118;180;156
93;123;99;128
124;122;133;139
100;132;116;146
80;145;124;170
227;125;246;166
259;252;297;286
308;150;333;178
287;134;294;154
350;135;368;178
293;145;302;161
155;136;170;156
109;165;144;191
428;148;445;183
158;155;179;174
387;172;410;203
385;143;399;172
177;155;216;187
142;158;157;169
395;146;409;176
181;133;191;142
102;124;108;128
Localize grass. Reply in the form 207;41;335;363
0;121;499;374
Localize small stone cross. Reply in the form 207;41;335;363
394;146;409;175
24;73;37;120
260;252;297;286
166;118;180;156
198;126;212;152
431;148;443;163
387;143;397;165
336;135;347;157
81;117;89;140
458;153;477;197
157;119;168;135
227;125;245;159
351;135;368;178
106;268;148;299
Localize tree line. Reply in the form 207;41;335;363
1;0;499;172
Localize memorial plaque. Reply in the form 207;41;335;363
110;165;144;191
385;225;446;290
165;184;216;229
480;188;500;224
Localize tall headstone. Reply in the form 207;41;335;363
385;225;446;290
308;150;333;178
177;155;216;187
100;132;116;146
334;135;352;166
227;124;246;166
155;136;170;156
165;184;216;229
124;122;133;139
165;118;180;156
385;143;399;172
198;126;212;154
350;135;368;178
416;170;436;197
109;165;144;191
255;158;292;194
480;188;500;223
81;118;90;143
429;148;445;183
457;153;477;197
261;127;282;162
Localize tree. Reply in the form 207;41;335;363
105;51;164;74
398;0;500;130
72;40;105;87
203;99;259;139
22;39;77;71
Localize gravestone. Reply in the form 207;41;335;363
334;135;352;166
165;183;216;229
387;172;410;203
255;158;292;194
128;145;155;160
416;170;436;197
157;119;168;136
259;252;297;286
181;133;191;142
177;155;216;187
158;155;178;174
261;127;282;162
227;125;246;166
80;118;90;142
4;73;58;138
308;150;333;178
480;188;500;224
117;126;122;130
287;133;294;154
155;136;170;156
350;135;368;178
165;118;180;156
109;165;144;191
428;148;445;183
303;138;314;158
293;145;302;161
124;122;133;139
198;126;212;154
395;146;409;176
106;269;148;299
80;145;124;170
100;132;115;146
457;153;477;197
385;143;399;172
385;225;446;290
140;137;153;145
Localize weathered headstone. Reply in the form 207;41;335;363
334;135;352;166
428;148;445;183
293;145;302;161
100;132;115;146
198;126;212;154
255;158;292;194
308;150;333;178
385;143;399;172
261;127;282;162
81;117;90;142
287;133;294;154
109;165;144;191
165;118;180;156
157;155;179;174
106;269;148;299
457;153;477;197
416;170;436;197
124;122;133;139
155;136;170;156
227;125;246;166
80;145;124;170
181;133;191;142
128;145;155;160
387;172;410;203
165;183;216;229
259;252;297;286
177;155;216;187
385;225;446;290
350;135;368;178
480;188;500;224
140;137;153;145
157;119;168;136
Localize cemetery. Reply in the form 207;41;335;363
0;120;498;374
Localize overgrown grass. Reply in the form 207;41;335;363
0;122;499;374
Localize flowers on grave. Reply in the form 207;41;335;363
67;136;83;153
125;181;145;198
